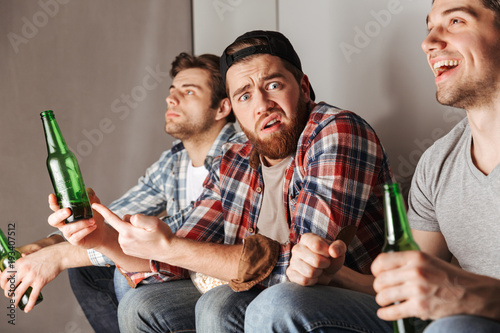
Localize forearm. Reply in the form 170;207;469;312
52;242;93;269
458;272;500;321
157;236;242;282
330;265;375;295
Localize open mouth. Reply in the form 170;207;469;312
263;118;281;130
433;59;461;77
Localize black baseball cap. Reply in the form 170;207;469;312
220;30;315;101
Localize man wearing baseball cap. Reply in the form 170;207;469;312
71;30;394;332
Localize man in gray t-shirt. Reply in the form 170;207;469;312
372;0;500;332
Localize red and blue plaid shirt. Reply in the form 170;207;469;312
128;103;393;287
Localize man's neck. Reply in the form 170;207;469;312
182;122;226;167
466;105;500;175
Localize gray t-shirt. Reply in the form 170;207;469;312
408;117;500;279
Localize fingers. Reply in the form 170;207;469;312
328;240;347;259
47;207;72;228
48;193;60;212
92;203;130;233
371;251;417;277
129;214;159;232
86;188;101;205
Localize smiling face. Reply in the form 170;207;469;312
165;68;218;140
226;54;310;165
422;0;500;110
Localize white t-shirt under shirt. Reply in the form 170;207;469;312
186;161;209;204
408;117;500;279
256;156;292;244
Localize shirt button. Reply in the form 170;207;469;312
256;187;262;193
248;228;255;233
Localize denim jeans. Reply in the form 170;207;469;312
424;315;500;333
117;279;201;333
68;266;119;333
113;267;132;302
196;284;262;332
244;282;392;333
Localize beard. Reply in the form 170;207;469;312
165;113;216;141
437;73;499;110
241;94;310;160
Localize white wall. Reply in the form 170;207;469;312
193;0;466;195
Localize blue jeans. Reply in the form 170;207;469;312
196;284;262;332
68;266;119;333
245;282;392;333
196;282;392;333
113;267;132;302
424;315;500;333
117;279;201;333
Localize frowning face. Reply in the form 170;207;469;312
226;54;310;165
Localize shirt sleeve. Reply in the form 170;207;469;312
407;146;440;232
88;151;171;266
123;157;226;285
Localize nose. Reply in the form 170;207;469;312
421;27;446;54
166;91;178;107
254;89;275;117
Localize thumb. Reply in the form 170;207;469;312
329;240;347;259
129;214;158;232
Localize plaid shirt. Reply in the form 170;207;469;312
126;103;393;287
87;122;242;266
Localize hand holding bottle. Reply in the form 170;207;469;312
47;188;108;250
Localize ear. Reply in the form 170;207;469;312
215;97;232;121
300;74;311;103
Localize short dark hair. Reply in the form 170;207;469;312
170;52;235;122
432;0;500;27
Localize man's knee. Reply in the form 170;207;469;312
425;315;500;333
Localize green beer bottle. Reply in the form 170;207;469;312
41;110;92;223
0;228;43;311
382;183;430;333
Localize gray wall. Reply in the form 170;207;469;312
1;1;191;332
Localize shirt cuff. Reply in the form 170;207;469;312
229;234;280;292
87;249;115;266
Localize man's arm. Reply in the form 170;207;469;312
412;229;453;261
93;204;241;282
0;241;91;313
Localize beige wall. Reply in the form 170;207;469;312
0;0;191;332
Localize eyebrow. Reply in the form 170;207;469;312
169;83;202;90
231;72;288;99
426;6;479;25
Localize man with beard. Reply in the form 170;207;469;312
0;52;240;332
49;31;393;332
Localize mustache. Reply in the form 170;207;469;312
255;109;284;131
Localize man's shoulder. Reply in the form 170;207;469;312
419;117;469;165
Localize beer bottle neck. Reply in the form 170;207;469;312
383;183;416;247
41;110;69;155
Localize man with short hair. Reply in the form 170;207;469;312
50;30;393;332
373;0;500;332
0;52;240;333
